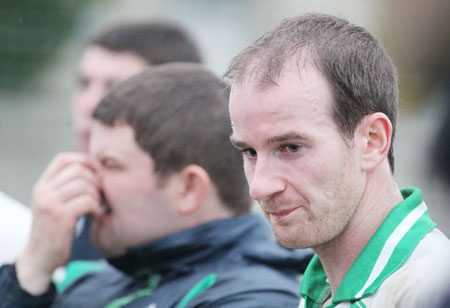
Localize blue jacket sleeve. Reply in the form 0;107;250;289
0;264;56;308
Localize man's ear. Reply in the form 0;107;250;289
175;165;211;215
356;112;393;171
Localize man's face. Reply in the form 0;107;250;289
73;46;148;153
229;63;364;249
89;122;179;256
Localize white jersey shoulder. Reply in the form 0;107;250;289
367;228;450;308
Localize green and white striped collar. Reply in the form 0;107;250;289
300;187;436;308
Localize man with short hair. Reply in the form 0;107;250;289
226;13;450;307
71;20;202;260
0;63;311;307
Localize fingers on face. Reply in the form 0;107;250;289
40;152;96;182
65;194;103;219
58;178;100;205
33;153;102;220
50;161;99;191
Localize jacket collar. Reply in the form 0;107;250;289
108;214;270;277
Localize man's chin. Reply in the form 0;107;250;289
272;226;314;249
90;226;124;257
91;236;125;257
103;247;126;257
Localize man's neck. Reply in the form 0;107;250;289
314;175;403;297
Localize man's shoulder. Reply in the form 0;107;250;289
405;227;450;272
177;266;302;308
369;228;450;307
56;260;113;293
54;261;131;307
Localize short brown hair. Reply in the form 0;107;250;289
94;63;251;215
90;20;202;65
225;13;398;172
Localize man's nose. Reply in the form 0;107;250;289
248;158;285;203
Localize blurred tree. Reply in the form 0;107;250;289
0;0;91;91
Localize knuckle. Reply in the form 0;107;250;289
33;185;62;212
72;163;91;178
55;152;84;166
73;178;95;194
55;152;71;164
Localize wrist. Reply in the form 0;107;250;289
16;253;53;295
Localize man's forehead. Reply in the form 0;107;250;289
78;45;148;78
229;60;336;140
90;121;139;155
91;120;132;138
232;62;321;97
232;49;315;86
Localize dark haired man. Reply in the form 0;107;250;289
71;20;202;260
226;13;450;307
0;63;311;307
2;20;201;266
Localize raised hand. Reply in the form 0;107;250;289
16;153;102;295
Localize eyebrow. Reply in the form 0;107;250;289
229;135;248;149
230;131;309;149
267;132;309;145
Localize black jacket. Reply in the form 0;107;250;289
0;214;313;308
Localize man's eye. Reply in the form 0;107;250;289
77;76;89;90
281;144;301;153
101;158;120;169
242;148;257;158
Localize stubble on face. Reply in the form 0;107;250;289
266;147;362;250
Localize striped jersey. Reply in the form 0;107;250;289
298;187;450;308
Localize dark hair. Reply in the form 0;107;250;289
90;21;202;65
93;63;251;215
225;13;398;172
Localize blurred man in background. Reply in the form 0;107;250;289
0;63;311;308
73;20;202;154
70;20;202;260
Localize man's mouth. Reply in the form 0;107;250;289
99;191;112;215
100;202;112;215
267;206;300;220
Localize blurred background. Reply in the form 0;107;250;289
1;0;448;235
